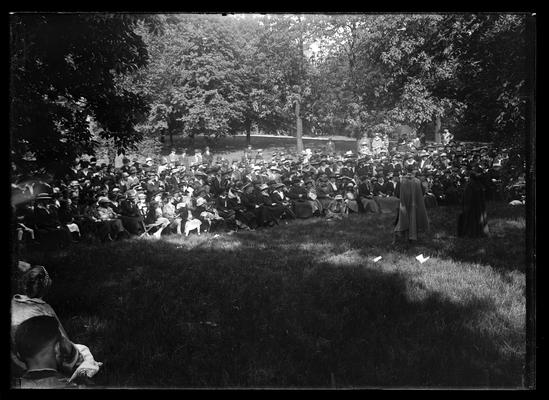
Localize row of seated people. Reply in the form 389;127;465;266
13;173;419;247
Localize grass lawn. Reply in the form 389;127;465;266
18;201;527;388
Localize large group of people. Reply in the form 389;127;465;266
11;134;524;250
10;132;526;388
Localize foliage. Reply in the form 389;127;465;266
120;15;248;141
10;13;156;176
450;14;529;149
11;13;531;176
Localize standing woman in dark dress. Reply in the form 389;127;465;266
457;167;489;238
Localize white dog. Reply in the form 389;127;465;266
184;216;202;236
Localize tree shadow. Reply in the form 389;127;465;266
29;228;525;388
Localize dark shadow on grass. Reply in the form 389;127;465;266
20;226;525;388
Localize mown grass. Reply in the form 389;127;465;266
160;134;358;161
19;202;526;388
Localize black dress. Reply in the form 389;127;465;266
457;178;489;238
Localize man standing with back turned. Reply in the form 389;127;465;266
393;165;429;243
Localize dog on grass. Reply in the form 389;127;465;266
184;218;202;236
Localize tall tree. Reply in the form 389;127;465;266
121;14;247;147
10;13;155;176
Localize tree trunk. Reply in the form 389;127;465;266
434;114;442;144
169;130;173;147
295;100;304;154
246;119;252;147
296;15;304;155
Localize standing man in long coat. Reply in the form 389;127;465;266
394;165;429;242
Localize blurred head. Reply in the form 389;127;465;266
15;316;62;367
19;266;51;299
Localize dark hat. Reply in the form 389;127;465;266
35;192;52;201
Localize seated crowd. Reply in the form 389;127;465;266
11;137;524;248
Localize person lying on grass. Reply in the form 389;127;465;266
11;265;102;384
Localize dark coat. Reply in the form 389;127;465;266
394;175;429;240
458;178;489;238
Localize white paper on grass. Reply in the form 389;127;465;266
416;254;430;263
373;256;382;262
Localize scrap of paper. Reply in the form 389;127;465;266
416;254;430;263
373;256;382;262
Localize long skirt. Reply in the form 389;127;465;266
293;201;314;218
360;197;380;214
236;209;259;229
318;197;332;211
424;194;438;209
346;200;359;213
374;196;400;213
120;215;144;235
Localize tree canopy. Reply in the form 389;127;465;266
10;13;532;176
10;13;157;175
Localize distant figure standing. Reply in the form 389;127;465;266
382;133;390;152
393;165;430;243
193;149;203;165
457;168;489;238
114;149;125;169
442;129;454;145
203;146;213;166
327;138;335;154
371;133;383;155
243;145;253;163
168;148;179;164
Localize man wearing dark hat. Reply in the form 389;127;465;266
32;193;73;247
393;165;429;243
230;183;258;230
255;183;281;227
357;176;380;214
315;174;333;210
214;188;237;229
119;190;144;235
287;178;314;219
373;175;400;214
270;183;296;220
